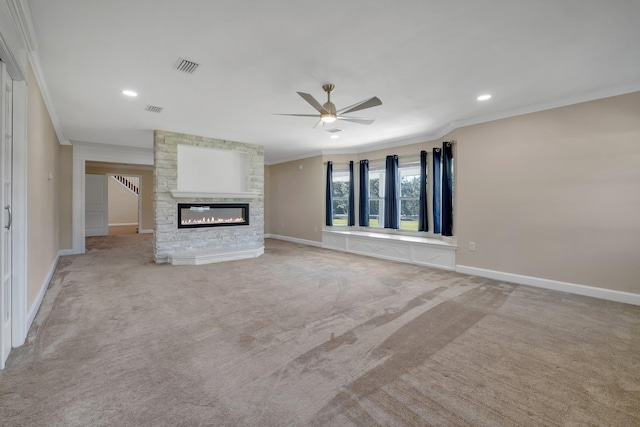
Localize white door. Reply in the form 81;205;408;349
0;62;13;369
85;174;108;237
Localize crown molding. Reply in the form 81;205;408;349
28;52;69;144
6;0;39;52
3;0;68;145
0;30;23;80
0;1;27;80
452;82;640;130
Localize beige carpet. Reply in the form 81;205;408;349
1;235;638;426
108;225;138;235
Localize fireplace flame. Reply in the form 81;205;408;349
181;216;245;225
178;203;248;228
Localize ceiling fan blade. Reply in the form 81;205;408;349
313;119;324;129
273;113;320;117
337;116;375;125
337;96;382;115
297;92;327;114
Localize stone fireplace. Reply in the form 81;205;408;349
153;130;264;265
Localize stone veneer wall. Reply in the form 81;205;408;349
153;130;264;263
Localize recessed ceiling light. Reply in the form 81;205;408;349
477;94;492;101
330;134;339;139
122;90;138;97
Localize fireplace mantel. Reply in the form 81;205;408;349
170;190;260;199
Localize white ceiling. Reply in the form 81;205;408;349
27;0;640;164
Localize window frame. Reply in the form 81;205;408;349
330;167;350;226
398;158;421;231
367;163;386;228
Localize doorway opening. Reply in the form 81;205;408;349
84;162;152;239
107;174;141;235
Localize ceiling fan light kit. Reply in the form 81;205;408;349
275;83;382;128
321;115;337;123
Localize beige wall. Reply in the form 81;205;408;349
456;92;640;293
27;65;61;308
265;92;640;294
58;145;73;250
85;165;153;231
266;155;324;242
107;176;138;225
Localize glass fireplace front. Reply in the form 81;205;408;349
177;203;249;228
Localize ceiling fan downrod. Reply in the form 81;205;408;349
322;83;337;120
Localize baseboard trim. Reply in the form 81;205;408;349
456;265;640;306
139;229;153;234
108;222;138;227
27;251;63;331
265;234;322;247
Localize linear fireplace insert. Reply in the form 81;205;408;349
178;203;249;228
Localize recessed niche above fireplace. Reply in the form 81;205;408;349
170;145;259;199
178;203;249;229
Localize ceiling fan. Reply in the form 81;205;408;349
275;84;382;128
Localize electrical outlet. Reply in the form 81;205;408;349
469;242;476;251
314;226;318;232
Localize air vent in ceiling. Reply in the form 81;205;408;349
145;105;163;113
326;128;343;133
175;58;200;73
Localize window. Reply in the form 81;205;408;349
337;144;453;235
368;164;385;227
331;169;350;226
399;159;421;231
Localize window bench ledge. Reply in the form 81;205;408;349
322;230;456;270
323;229;455;247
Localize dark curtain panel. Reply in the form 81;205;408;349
418;150;429;232
325;161;333;226
384;155;399;229
348;161;355;226
358;160;369;227
442;142;454;236
432;148;442;234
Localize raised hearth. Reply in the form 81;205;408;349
167;244;264;265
